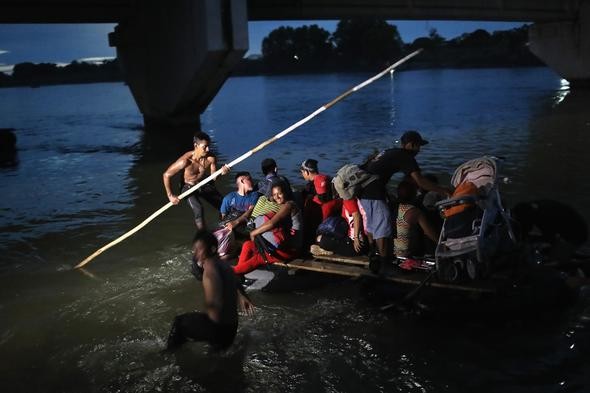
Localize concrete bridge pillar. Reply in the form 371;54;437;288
109;0;248;129
529;2;590;88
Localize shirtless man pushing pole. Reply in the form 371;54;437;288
163;131;229;230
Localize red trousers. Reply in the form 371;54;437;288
232;240;295;275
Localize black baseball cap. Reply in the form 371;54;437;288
400;130;429;146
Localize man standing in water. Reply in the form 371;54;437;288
163;131;228;230
166;231;254;351
359;130;451;272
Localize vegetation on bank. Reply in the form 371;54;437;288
0;18;543;88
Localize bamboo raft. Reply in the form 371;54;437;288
273;254;501;293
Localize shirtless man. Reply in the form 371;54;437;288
166;231;254;351
163;131;228;230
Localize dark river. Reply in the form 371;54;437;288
1;67;590;392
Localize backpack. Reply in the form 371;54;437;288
316;216;349;238
332;164;379;200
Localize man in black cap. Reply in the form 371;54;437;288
358;130;451;273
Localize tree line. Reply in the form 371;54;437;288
0;18;543;87
0;59;121;87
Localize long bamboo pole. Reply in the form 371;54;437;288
75;49;423;269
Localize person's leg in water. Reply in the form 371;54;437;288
166;312;237;351
187;193;206;230
182;183;206;230
199;183;223;211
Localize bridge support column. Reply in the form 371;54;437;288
529;3;590;88
109;0;248;129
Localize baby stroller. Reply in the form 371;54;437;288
434;156;517;282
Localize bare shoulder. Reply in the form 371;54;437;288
285;200;298;213
406;205;422;221
183;150;196;160
176;151;194;165
165;151;193;174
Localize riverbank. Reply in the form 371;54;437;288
0;48;544;89
0;60;547;89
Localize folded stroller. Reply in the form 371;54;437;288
435;156;516;282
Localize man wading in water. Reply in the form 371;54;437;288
163;131;229;230
166;231;254;351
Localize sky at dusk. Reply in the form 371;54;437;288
0;20;526;69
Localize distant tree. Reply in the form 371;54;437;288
6;59;123;87
262;24;333;71
428;28;446;46
455;29;492;47
12;62;58;82
490;25;528;50
489;25;541;66
333;18;403;69
410;28;446;51
0;71;10;83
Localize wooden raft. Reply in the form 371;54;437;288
275;254;499;293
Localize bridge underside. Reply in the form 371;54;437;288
0;0;578;23
1;0;588;126
247;0;577;22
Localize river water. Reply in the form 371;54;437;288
1;68;590;392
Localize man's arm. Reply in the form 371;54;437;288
352;211;363;252
207;156;230;180
410;171;452;197
226;206;255;232
249;203;292;240
163;154;189;204
202;265;223;323
208;155;218;176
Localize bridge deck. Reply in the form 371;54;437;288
0;0;577;23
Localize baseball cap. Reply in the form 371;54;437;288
400;130;429;146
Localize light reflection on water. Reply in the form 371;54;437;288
1;69;590;392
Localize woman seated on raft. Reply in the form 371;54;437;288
232;182;302;275
394;180;439;258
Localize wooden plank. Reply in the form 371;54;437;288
278;259;367;277
277;258;497;293
311;254;369;266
